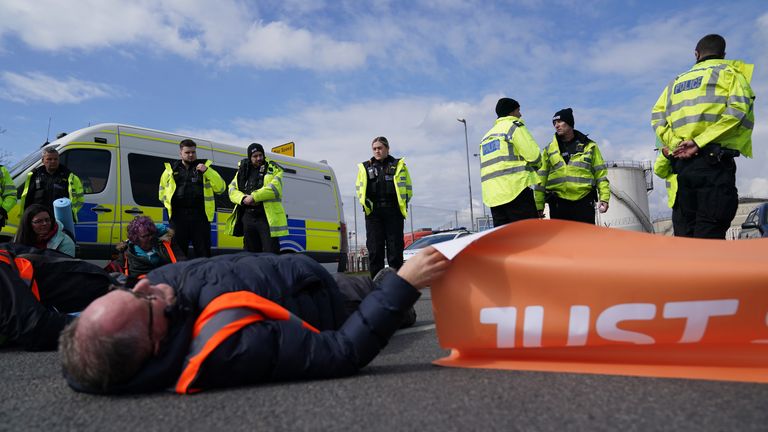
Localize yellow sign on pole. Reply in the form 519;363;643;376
271;142;295;157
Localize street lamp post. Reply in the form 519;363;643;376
457;118;474;231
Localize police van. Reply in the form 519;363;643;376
1;123;348;272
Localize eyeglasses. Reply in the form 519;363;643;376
130;291;157;349
32;217;52;225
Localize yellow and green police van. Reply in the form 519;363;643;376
1;123;348;272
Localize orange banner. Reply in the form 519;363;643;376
431;220;768;383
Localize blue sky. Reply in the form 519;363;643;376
1;0;766;227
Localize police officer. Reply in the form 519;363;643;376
159;139;225;258
535;108;610;224
0;164;16;229
356;136;412;279
19;147;84;222
479;98;542;227
226;143;287;253
651;34;755;239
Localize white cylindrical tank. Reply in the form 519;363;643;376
597;161;654;233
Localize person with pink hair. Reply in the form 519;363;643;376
108;216;184;284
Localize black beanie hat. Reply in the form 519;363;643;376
247;142;265;156
495;98;520;118
552;108;574;128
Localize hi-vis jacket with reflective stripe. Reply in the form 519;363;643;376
159;160;225;222
534;133;610;208
19;166;84;222
356;158;412;218
653;152;678;209
0;165;16;215
651;59;755;157
65;252;421;394
226;159;288;238
479;116;542;208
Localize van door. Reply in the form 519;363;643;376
59;145;119;260
117;126;215;247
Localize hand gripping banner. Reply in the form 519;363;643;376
430;219;768;383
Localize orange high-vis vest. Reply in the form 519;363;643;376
123;241;178;279
175;291;320;394
0;249;40;300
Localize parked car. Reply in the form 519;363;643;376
404;229;433;248
739;203;768;239
402;228;471;262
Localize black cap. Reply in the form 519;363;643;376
552;108;574;128
247;142;265;156
495;98;520;118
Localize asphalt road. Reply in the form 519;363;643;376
2;290;767;431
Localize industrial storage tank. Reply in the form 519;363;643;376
597;161;654;233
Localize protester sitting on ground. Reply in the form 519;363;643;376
107;216;184;284
60;247;449;394
14;204;75;257
0;243;112;351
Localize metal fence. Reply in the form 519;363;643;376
342;195;485;272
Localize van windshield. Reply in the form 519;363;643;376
9;148;45;178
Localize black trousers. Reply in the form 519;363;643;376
548;194;596;225
490;188;539;227
242;210;281;253
674;153;738;239
365;206;404;279
671;203;693;237
170;210;211;258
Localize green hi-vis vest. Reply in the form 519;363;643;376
478;116;542;208
534;135;610;209
356;158;412;218
159;160;226;222
651;59;755;157
226;159;288;238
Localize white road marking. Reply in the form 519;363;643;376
394;323;435;336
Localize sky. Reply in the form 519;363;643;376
1;0;766;230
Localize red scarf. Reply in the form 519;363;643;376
34;222;58;249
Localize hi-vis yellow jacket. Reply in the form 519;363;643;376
651;59;755;157
653;151;678;209
158;160;225;222
226;159;288;238
356;158;412;218
534;134;610;208
479;116;541;208
19;167;84;222
0;165;16;216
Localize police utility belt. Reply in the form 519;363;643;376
696;143;740;163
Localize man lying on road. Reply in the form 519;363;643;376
61;247;449;394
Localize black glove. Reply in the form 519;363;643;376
0;207;7;228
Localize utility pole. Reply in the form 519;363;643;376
457;118;474;230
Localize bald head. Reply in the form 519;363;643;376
60;291;154;391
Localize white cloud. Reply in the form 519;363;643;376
0;71;121;104
231;21;365;70
747;178;768;198
0;0;366;71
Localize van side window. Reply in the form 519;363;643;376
59;149;111;194
283;178;338;220
213;165;237;211
127;153;173;206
